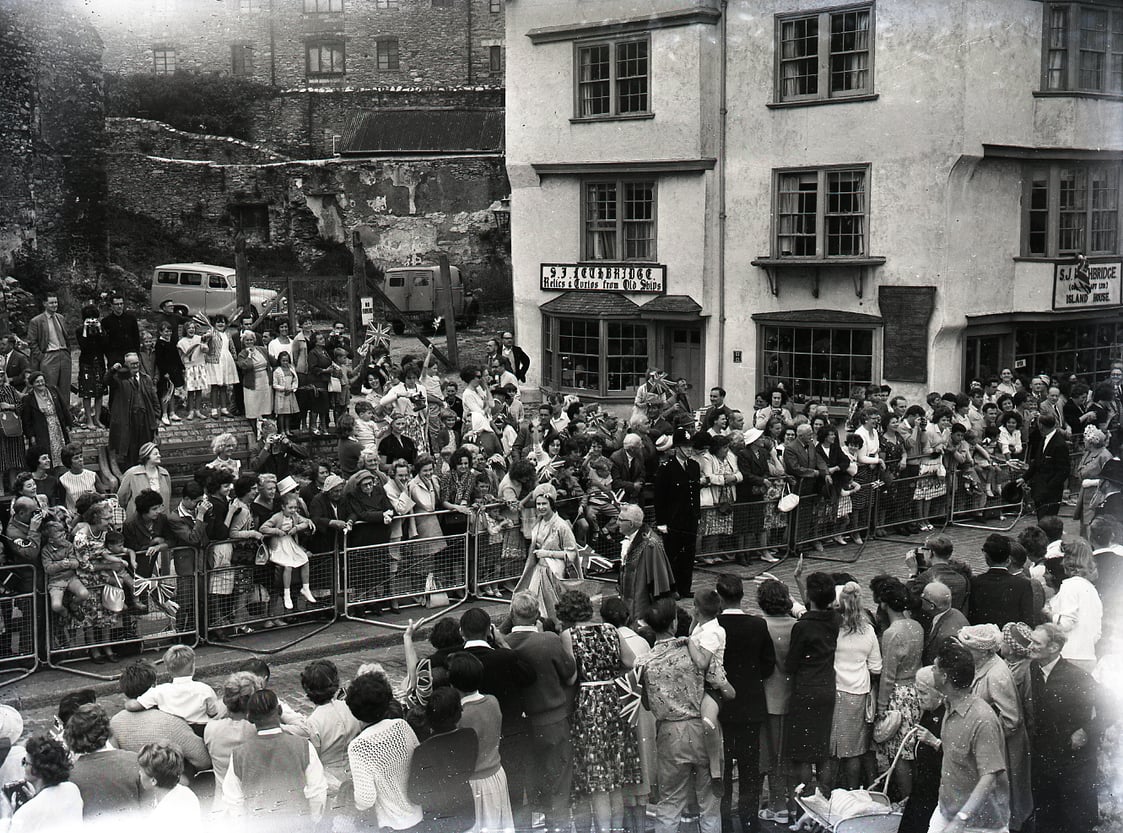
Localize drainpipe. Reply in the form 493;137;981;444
269;0;276;87
466;0;474;83
716;0;728;386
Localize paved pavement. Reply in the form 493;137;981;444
0;507;1068;828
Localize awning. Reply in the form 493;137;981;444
751;309;883;326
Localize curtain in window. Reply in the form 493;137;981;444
829;10;869;94
1047;7;1069;89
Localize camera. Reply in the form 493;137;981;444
3;780;31;810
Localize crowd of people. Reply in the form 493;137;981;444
2;295;1123;831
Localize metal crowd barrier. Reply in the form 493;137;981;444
949;461;1028;531
47;546;200;681
342;509;470;631
0;564;37;687
790;483;877;564
201;540;337;654
696;500;789;565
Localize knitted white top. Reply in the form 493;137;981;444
347;718;423;830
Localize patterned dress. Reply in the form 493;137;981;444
0;384;26;473
569;622;643;795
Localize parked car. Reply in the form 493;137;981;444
150;263;283;320
382;265;478;333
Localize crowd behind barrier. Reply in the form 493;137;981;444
0;467;1041;682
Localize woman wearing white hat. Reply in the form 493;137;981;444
514;482;578;619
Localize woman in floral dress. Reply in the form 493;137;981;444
558;589;642;833
70;498;119;663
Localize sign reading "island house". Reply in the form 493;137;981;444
1053;260;1123;310
540;263;666;294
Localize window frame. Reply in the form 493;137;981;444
231;43;254;76
153;47;176;75
1040;1;1123;96
541;315;653;397
758;323;879;408
432;0;454;7
303;0;343;13
580;177;659;263
488;45;503;74
1021;160;1123;257
306;40;346;76
490;0;501;11
771;164;871;260
572;35;651;121
773;2;875;105
376;38;400;71
374;0;399;7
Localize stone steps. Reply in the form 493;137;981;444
72;417;337;482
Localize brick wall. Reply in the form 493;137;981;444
92;0;505;89
0;0;106;268
106;143;511;294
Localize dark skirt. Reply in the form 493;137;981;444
785;685;835;762
78;357;106;398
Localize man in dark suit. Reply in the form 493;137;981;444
26;294;73;395
101;295;141;369
784;424;828;553
105;353;160;469
500;331;530;383
921;581;969;665
505;592;576;833
1028;623;1100;832
0;334;31;390
1019;413;1069;519
654;427;701;596
618;504;675;622
610;433;648;504
715;574;775;833
459;607;537;828
968;534;1035;628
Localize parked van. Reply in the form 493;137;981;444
150;263;282;320
383;265;478;333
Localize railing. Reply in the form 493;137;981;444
46;546;200;681
200;539;337;653
0;564;37;687
342;509;470;630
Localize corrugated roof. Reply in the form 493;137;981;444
641;295;702;314
751;309;883;325
340;109;504;155
540;291;640;316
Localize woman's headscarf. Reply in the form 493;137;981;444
1001;622;1034;660
344;469;375;496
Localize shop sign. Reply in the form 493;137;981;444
1053;260;1122;310
540;263;666;293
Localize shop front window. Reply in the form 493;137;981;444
1014;320;1123;385
760;324;875;406
546;316;651;397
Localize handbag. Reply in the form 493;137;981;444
420;572;450;609
328;375;343;394
0;412;21;438
102;572;125;613
873;709;903;744
777;487;800;513
254;542;270;566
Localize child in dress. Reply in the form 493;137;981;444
42;519;89;616
259;492;317;610
96;529;147;613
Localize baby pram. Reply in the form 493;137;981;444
792;726;918;832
